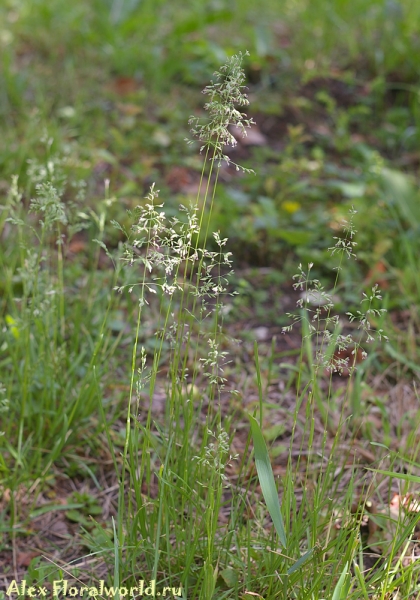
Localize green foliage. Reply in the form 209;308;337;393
1;3;420;599
248;413;287;547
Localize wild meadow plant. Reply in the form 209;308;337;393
2;171;72;473
0;159;115;483
245;207;395;598
282;207;388;425
2;51;418;599
101;52;256;597
89;53;412;599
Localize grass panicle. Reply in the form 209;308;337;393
1;44;420;600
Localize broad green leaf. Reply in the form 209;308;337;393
220;567;238;588
264;423;287;442
248;414;287;547
30;503;83;519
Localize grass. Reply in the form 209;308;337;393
1;1;420;598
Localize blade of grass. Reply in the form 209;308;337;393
369;469;420;484
248;414;287;548
331;562;349;600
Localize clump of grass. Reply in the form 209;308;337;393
2;50;420;600
0;163;116;486
282;207;388;424
86;52;420;600
92;52;414;600
102;52;255;597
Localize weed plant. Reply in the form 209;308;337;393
93;54;420;598
98;52;254;598
1;52;420;600
0;164;118;482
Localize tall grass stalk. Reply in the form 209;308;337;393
96;53;420;600
2;48;420;599
0;166;117;485
106;52;254;594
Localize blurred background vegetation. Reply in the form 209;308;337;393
1;0;420;324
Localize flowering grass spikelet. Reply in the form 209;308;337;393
187;51;255;172
282;207;388;375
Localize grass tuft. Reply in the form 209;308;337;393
1;39;420;599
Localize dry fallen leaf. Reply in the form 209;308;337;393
165;166;192;193
365;260;389;290
49;518;70;537
17;551;39;567
111;76;139;96
67;237;87;255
